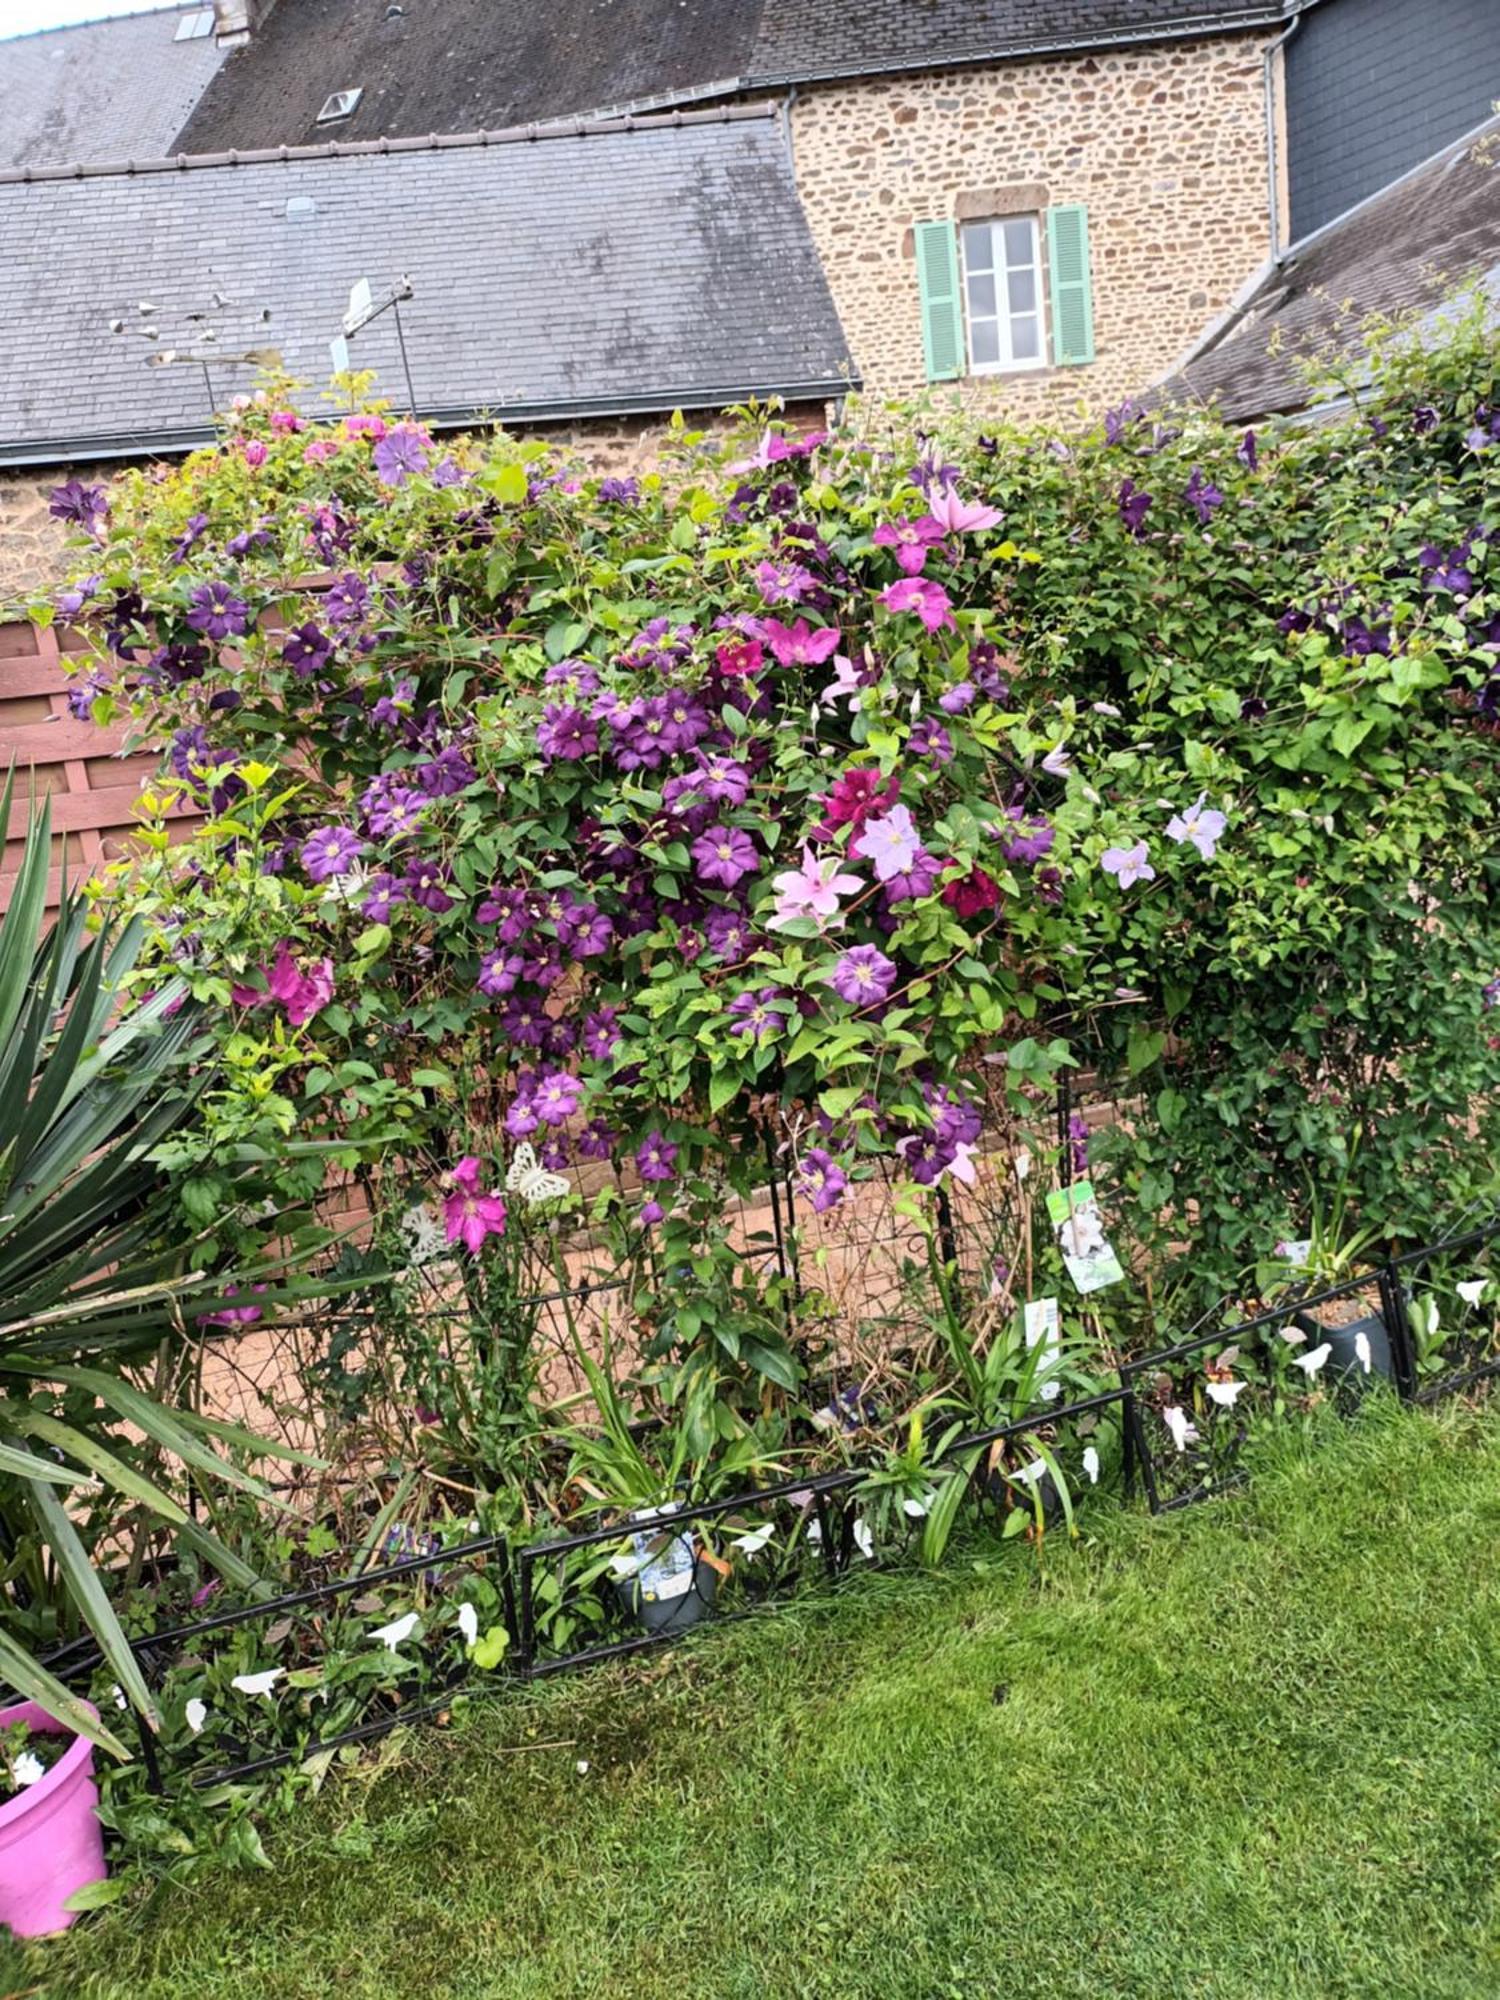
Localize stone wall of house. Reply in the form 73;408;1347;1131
0;403;829;606
788;33;1275;420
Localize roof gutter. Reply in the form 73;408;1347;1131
1264;3;1315;263
0;375;861;469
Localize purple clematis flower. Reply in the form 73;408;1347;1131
532;1070;584;1127
49;479;109;535
755;558;816;605
691;824;758;889
727;987;785;1041
1184;468;1225;526
372;425;430;487
186;580;251;642
907;718;954;763
854;804;920;883
324;572;371;626
829;945;898;1005
282;622;332;677
405;858;455;913
478;949;524;997
1118;480;1153;536
301;824;365;883
582;1008;622;1061
537;703;599;761
636;1131;678;1182
938;681;975;715
797;1148;848;1214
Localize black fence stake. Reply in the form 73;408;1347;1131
1121;1384;1137;1502
1126;1393;1161;1515
1377;1260;1418;1401
516;1552;536;1680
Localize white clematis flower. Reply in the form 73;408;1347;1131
231;1669;284;1698
1163;1406;1199;1453
1293;1342;1331;1377
371;1612;420;1654
184;1698;208;1735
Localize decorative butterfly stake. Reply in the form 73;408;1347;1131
506;1142;571;1207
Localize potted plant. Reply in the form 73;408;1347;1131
1270;1151;1393;1384
0;1701;108;1938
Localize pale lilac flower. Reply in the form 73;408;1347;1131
1164;793;1227;860
854;805;920;882
925;483;1003;534
1163;1406;1198;1453
1100;840;1155;888
819;654;866;713
1041;745;1072;777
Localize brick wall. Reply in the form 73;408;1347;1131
788;32;1275;419
0;470;87;609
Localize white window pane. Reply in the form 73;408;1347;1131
1011;315;1041;362
1007;266;1036;315
967;271;997;319
962;223;994;272
969;318;1001;367
1002;218;1034;267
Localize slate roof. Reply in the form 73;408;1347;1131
0;108;855;466
173;0;1290;155
1168;116;1500;420
0;6;228;170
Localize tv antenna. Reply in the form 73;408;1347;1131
336;275;417;414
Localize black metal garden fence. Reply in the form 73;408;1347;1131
36;1210;1500;1797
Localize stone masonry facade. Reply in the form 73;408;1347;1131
788;32;1276;422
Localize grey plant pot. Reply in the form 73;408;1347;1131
614;1553;719;1635
1292;1306;1393;1385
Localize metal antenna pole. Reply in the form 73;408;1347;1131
201;361;217;415
391;295;417;416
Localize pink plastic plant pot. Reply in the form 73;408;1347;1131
0;1700;108;1939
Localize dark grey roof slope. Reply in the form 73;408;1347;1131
0;109;855;466
1169;116;1500;421
0;6;227;170
173;0;1288;154
748;0;1288;86
175;0;765;155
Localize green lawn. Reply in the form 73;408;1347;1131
15;1399;1500;2000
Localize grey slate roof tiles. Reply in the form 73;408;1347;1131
0;6;228;171
0;110;856;464
170;0;1290;156
1168;116;1500;420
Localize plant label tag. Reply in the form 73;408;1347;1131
1276;1238;1312;1265
1024;1295;1063;1400
1046;1181;1125;1295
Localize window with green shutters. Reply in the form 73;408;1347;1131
1046;203;1095;366
916;204;1095;379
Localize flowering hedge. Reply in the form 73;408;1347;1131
44;302;1500;1342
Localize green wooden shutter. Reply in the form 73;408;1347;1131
1047;204;1095;366
914;219;964;383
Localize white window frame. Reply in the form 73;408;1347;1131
958;215;1046;376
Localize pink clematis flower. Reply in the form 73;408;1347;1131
232;943;335;1028
442;1156;508;1254
873;517;945;575
925;484;1004;535
819;654;866;713
758;617;842;669
879;578;956;633
766;844;864;932
726;428;828;474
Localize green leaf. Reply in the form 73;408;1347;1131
1127;1027;1167;1076
490;462;528;505
709;1070;741;1115
473;1625;510;1670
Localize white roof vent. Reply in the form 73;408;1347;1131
317;89;363;124
175;10;215;38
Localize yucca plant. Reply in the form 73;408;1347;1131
0;787;308;1758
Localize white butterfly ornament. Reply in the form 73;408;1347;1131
506;1142;571;1207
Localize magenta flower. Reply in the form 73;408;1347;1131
692;824;758;888
301;824;365;883
797;1148;848;1214
853;804;920;882
766;844;863;933
880;577;955;633
532;1071;584;1127
637;1131;678;1182
759;618;841;668
727;987;785;1040
443;1157;508;1253
925;484;1003;534
829;945;897;1005
198;1282;268;1330
1100;840;1156;888
1164;793;1227;860
715;636;765;677
873;516;945;575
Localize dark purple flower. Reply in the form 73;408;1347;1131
499;995;549;1048
282;622;332;677
1236;429;1258;471
1118;480;1152;536
477;949;523;997
995;808;1055;866
636;1130;678;1182
49;480;108;534
695;754;750;807
727;986;784;1041
703;907;753;960
1184;468;1225;526
797;1148;848;1214
908;718;954;763
477;886;530;940
416;746;477;796
582;1008;622;1061
882;849;941;905
170;513;210;565
537;703;599;762
598;477;640;504
186;580;251;642
692;824;758;889
1410;404;1439;435
577;1118;615;1161
226;523;274;559
54;573;101;619
829;945;897;1005
404;858;455;913
324;572;371;627
301;824;365;883
362;872;407;921
370;678;416;727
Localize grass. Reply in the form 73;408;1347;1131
12;1397;1500;2000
